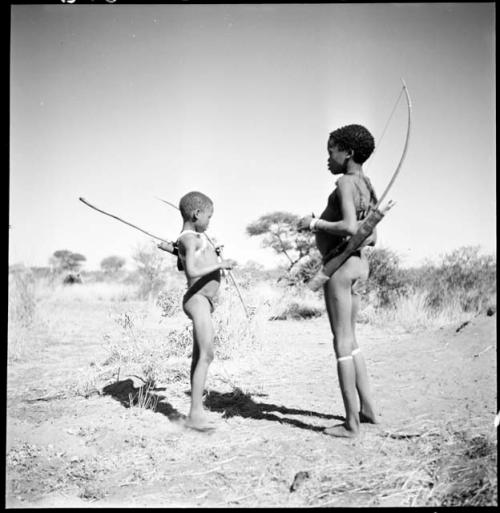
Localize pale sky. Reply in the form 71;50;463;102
10;3;496;270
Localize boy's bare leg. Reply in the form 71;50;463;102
330;356;359;437
190;332;200;387
183;295;216;431
323;271;360;438
351;292;378;424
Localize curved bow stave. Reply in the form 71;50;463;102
374;79;412;210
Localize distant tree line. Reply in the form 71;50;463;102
40;215;495;314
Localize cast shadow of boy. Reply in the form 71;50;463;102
203;387;343;433
102;379;183;421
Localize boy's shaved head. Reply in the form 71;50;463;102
179;191;213;221
329;124;375;164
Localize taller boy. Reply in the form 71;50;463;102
298;124;379;438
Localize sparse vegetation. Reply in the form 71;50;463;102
8;267;41;362
156;287;184;317
362;245;496;329
422;246;496;313
9;267;37;328
132;241;171;299
128;381;159;411
6;244;496;507
296;417;498;507
427;428;497;506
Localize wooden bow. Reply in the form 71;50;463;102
307;79;412;291
374;78;412;210
79;197;177;254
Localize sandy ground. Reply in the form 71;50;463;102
6;300;497;507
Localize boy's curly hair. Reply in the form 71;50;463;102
328;124;375;164
179;191;213;221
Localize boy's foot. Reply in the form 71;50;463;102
323;423;359;438
184;415;217;433
359;410;379;424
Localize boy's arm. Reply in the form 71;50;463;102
157;241;178;255
181;235;231;279
298;178;376;246
310;178;358;236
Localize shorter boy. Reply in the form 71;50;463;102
175;191;233;431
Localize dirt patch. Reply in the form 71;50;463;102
6;301;497;507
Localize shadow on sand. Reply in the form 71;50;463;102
204;387;343;433
102;381;343;432
102;379;183;421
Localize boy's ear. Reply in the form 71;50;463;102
192;209;201;221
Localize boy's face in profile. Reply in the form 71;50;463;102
327;140;350;175
194;205;213;232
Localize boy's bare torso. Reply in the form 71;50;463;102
316;174;374;259
178;231;221;299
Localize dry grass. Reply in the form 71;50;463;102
101;307;192;386
212;280;265;360
128;381;159;411
428;429;497;506
299;416;497;507
9;267;485;389
6;265;497;507
9;270;37;326
360;289;472;332
8;270;42;362
97;279;267;388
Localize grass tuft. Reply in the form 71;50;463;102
360;289;471;332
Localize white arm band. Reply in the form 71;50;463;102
309;218;319;232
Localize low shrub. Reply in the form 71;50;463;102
267;285;324;321
366;247;410;308
424;246;496;313
270;300;323;320
362;246;496;326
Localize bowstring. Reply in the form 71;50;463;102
365;86;405;174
